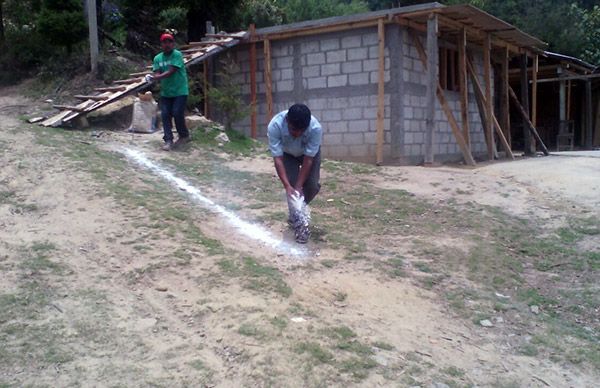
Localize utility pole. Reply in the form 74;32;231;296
87;0;99;75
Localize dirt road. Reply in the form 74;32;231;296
1;88;598;387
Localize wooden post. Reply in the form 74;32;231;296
440;47;447;89
520;54;534;155
566;80;572;120
466;58;514;159
501;46;511;147
532;55;538;128
425;14;438;165
376;18;385;165
249;24;257;139
483;33;494;159
457;28;469;147
585;79;593;149
509;86;549;155
412;29;476;166
203;61;209;119
263;39;274;122
86;0;99;75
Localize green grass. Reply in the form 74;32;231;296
372;341;394;351
217;257;292;297
295;341;334;364
238;323;265;339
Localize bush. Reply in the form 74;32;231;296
208;54;250;130
37;0;87;53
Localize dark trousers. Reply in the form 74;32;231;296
283;149;321;204
160;95;189;143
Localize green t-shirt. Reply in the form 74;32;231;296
152;49;189;97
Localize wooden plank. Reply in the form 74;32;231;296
595;98;600;147
440;47;448;89
376;18;385;165
129;70;152;77
566;80;572;120
457;28;469;147
414;18;475;166
262;19;380;41
483;33;494;159
395;16;427;33
535;72;600;83
52;104;88;112
74;95;109;101
449;48;456;91
204;33;242;39
180;39;231;49
508;86;549;155
263;39;274;121
95;86;126;92
436;85;476;165
520;54;534;155
466;57;514;159
532;54;538;128
249;24;258;139
501;46;511;146
585;80;593;149
204;61;209;119
425;14;438;164
113;77;142;84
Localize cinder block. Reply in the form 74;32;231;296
348;96;370;107
347;47;368;60
363;59;378;72
349;73;369;85
272;45;289;57
281;68;293;80
276;57;293;69
414;132;424;143
307;53;326;65
348;120;369;133
307;77;327;89
328;121;348;133
344;132;365;145
302;65;320;78
326;50;347;63
327;75;348;88
327;98;350;109
363;107;377;119
300;41;319;54
404;107;413;119
323;110;342;121
341;35;362;48
405;132;414;144
342;107;362;120
321;38;340;51
342;61;362;74
276;80;293;92
348;144;370;157
321;63;341;76
362;33;378;46
324;133;343;144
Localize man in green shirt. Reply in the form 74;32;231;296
147;33;190;151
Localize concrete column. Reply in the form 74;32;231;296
86;0;99;75
388;25;405;160
425;14;438;164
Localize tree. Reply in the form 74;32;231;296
237;0;285;28
37;0;87;53
0;0;5;46
281;0;369;23
208;54;250;130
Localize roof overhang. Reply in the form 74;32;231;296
253;2;547;55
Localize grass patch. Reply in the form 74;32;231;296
338;357;377;380
295;341;334;364
372;341;394;351
238;323;265;339
217;257;292;297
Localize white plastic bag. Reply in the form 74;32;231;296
127;96;158;133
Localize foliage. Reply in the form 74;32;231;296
207;54;250;130
159;6;188;32
281;0;369;23
237;0;285;28
37;0;87;53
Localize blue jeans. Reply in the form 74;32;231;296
160;95;189;143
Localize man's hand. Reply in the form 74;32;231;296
144;74;155;83
285;184;299;198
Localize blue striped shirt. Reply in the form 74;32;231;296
267;110;323;158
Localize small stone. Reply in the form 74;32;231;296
372;354;388;367
495;317;504;323
530;305;540;314
479;319;494;327
290;317;306;323
430;383;451;388
215;132;230;143
155;286;168;292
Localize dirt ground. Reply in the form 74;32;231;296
1;87;599;387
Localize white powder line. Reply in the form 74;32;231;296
121;148;306;258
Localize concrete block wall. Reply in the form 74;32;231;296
212;25;491;165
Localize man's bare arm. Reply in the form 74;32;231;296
274;156;296;197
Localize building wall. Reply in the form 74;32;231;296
212;25;492;164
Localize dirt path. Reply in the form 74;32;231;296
1;88;598;387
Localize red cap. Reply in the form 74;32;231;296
160;33;174;42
